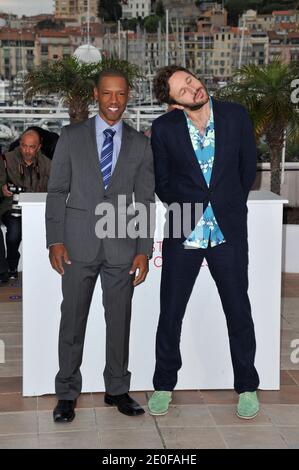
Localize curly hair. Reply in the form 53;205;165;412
153;66;197;105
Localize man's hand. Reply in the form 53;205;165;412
129;254;149;287
2;184;13;197
49;243;71;275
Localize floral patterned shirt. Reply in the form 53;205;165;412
184;97;226;249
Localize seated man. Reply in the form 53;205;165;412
0;129;51;279
9;126;59;160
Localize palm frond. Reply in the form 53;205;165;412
24;56;142;105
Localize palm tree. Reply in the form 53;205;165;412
24;56;142;124
215;60;299;194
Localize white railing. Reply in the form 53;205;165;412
0;105;166;133
1;105;299;205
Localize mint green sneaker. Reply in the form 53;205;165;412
237;391;259;419
148;391;172;416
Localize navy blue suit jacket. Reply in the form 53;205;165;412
151;98;257;244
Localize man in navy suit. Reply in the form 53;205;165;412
148;66;260;419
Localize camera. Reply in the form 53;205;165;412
7;183;26;217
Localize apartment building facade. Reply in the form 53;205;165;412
0;29;37;79
122;0;152;19
55;0;98;19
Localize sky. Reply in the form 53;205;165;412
0;0;53;16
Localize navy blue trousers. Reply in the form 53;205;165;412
153;239;260;394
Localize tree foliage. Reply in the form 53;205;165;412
215;60;299;194
98;0;122;23
155;0;165;18
24;56;142;123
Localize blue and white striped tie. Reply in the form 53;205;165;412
100;128;116;189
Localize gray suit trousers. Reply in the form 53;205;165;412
55;244;134;399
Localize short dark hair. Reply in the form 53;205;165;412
153;66;198;105
94;69;130;90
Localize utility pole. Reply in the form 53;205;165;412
125;30;128;61
238;16;246;69
87;0;90;45
181;24;186;68
202;32;206;77
143;28;146;76
118;20;121;59
165;9;169;66
158;21;162;68
176;17;179;65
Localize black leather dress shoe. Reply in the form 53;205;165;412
104;393;145;416
53;399;76;422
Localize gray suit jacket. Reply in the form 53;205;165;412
45;116;155;264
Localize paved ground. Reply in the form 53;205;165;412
0;274;298;449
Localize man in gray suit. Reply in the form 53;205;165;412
46;70;155;422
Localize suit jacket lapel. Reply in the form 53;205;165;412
85;117;134;193
86;115;105;190
173;110;208;190
210;98;228;189
105;122;134;193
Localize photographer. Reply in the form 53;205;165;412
0;129;51;280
